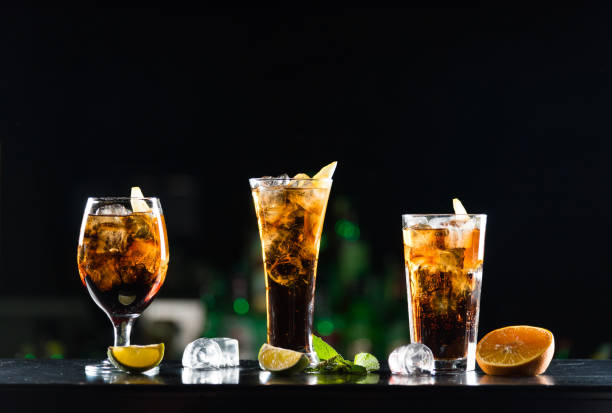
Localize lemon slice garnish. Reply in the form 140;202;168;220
108;343;165;374
452;198;468;215
257;343;309;374
130;187;150;213
313;161;337;180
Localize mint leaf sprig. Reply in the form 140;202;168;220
308;335;379;375
305;355;368;375
312;335;340;361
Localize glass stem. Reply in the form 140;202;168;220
112;316;137;347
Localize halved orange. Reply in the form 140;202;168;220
476;325;554;376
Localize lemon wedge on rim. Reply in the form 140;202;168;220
313;161;337;180
130;186;150;213
452;198;468;215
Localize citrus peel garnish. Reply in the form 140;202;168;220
130;187;150;213
108;343;165;374
313;161;337;180
258;343;309;374
452;198;468;215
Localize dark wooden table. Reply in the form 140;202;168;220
2;359;612;412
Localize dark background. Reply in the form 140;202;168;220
1;5;610;359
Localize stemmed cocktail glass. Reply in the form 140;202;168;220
77;196;169;375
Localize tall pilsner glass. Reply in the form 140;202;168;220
250;178;332;365
77;197;169;375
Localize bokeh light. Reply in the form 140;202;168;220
334;219;360;241
233;298;250;315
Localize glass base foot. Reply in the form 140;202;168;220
433;358;470;374
304;351;319;367
85;359;159;376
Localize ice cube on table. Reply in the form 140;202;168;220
182;338;223;369
182;337;240;369
388;343;434;375
404;343;434;374
211;338;239;367
388;346;409;374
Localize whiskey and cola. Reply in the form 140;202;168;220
250;177;332;365
402;214;486;372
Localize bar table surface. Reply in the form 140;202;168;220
1;359;612;412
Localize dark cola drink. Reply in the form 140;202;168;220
251;175;332;364
402;214;486;372
77;212;169;320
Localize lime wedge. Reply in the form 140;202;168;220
257;343;309;373
130;187;150;213
452;198;468;215
108;343;165;374
354;352;380;372
313;161;337;180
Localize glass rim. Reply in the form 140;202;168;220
87;197;160;201
402;213;487;218
249;178;333;182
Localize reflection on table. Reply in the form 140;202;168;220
182;367;240;384
259;371;380;385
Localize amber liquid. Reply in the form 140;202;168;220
404;227;482;360
252;185;330;353
77;213;169;319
